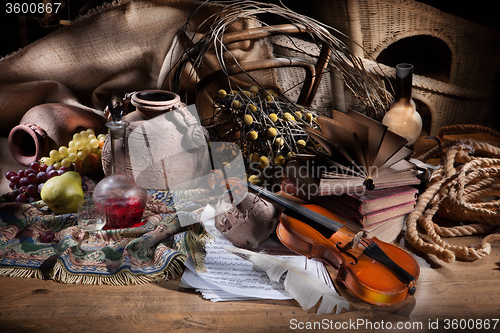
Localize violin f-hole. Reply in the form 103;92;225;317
335;242;358;265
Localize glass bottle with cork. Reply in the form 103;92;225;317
93;94;148;229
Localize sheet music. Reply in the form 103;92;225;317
180;205;334;302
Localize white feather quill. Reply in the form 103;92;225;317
225;246;349;315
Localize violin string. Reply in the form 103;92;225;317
359;237;374;249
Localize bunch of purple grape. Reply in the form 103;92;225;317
4;162;69;203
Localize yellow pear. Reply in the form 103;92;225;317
41;171;84;214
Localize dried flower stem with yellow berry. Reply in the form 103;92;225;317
205;86;320;188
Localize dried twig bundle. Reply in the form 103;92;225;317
169;0;392;118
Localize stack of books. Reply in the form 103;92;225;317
316;186;417;243
284;109;421;243
281;180;417;243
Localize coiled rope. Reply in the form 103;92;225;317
405;125;500;262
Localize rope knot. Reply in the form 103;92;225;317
407;126;500;263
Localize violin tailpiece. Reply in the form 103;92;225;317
363;242;416;285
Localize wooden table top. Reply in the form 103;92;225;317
1;236;500;332
2;135;500;332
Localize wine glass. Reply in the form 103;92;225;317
77;198;106;249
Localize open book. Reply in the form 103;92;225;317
289;109;420;196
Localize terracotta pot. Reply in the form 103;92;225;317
8;103;107;166
8;123;50;167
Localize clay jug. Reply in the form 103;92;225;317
8;103;106;166
102;95;211;191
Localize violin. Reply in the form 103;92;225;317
246;182;419;306
209;172;420;306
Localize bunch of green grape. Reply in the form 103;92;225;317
40;128;106;175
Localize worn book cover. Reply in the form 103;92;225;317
315;197;415;227
325;186;418;215
342;214;406;243
281;178;416;227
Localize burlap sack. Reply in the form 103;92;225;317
0;0;277;137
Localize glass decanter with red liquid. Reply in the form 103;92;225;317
93;119;148;229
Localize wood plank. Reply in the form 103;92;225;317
1;237;500;332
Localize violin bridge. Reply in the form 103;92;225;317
344;231;365;250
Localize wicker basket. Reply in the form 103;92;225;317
290;0;500;134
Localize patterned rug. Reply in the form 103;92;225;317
0;187;217;285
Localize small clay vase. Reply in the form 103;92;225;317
103;90;184;178
8;103;106;166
